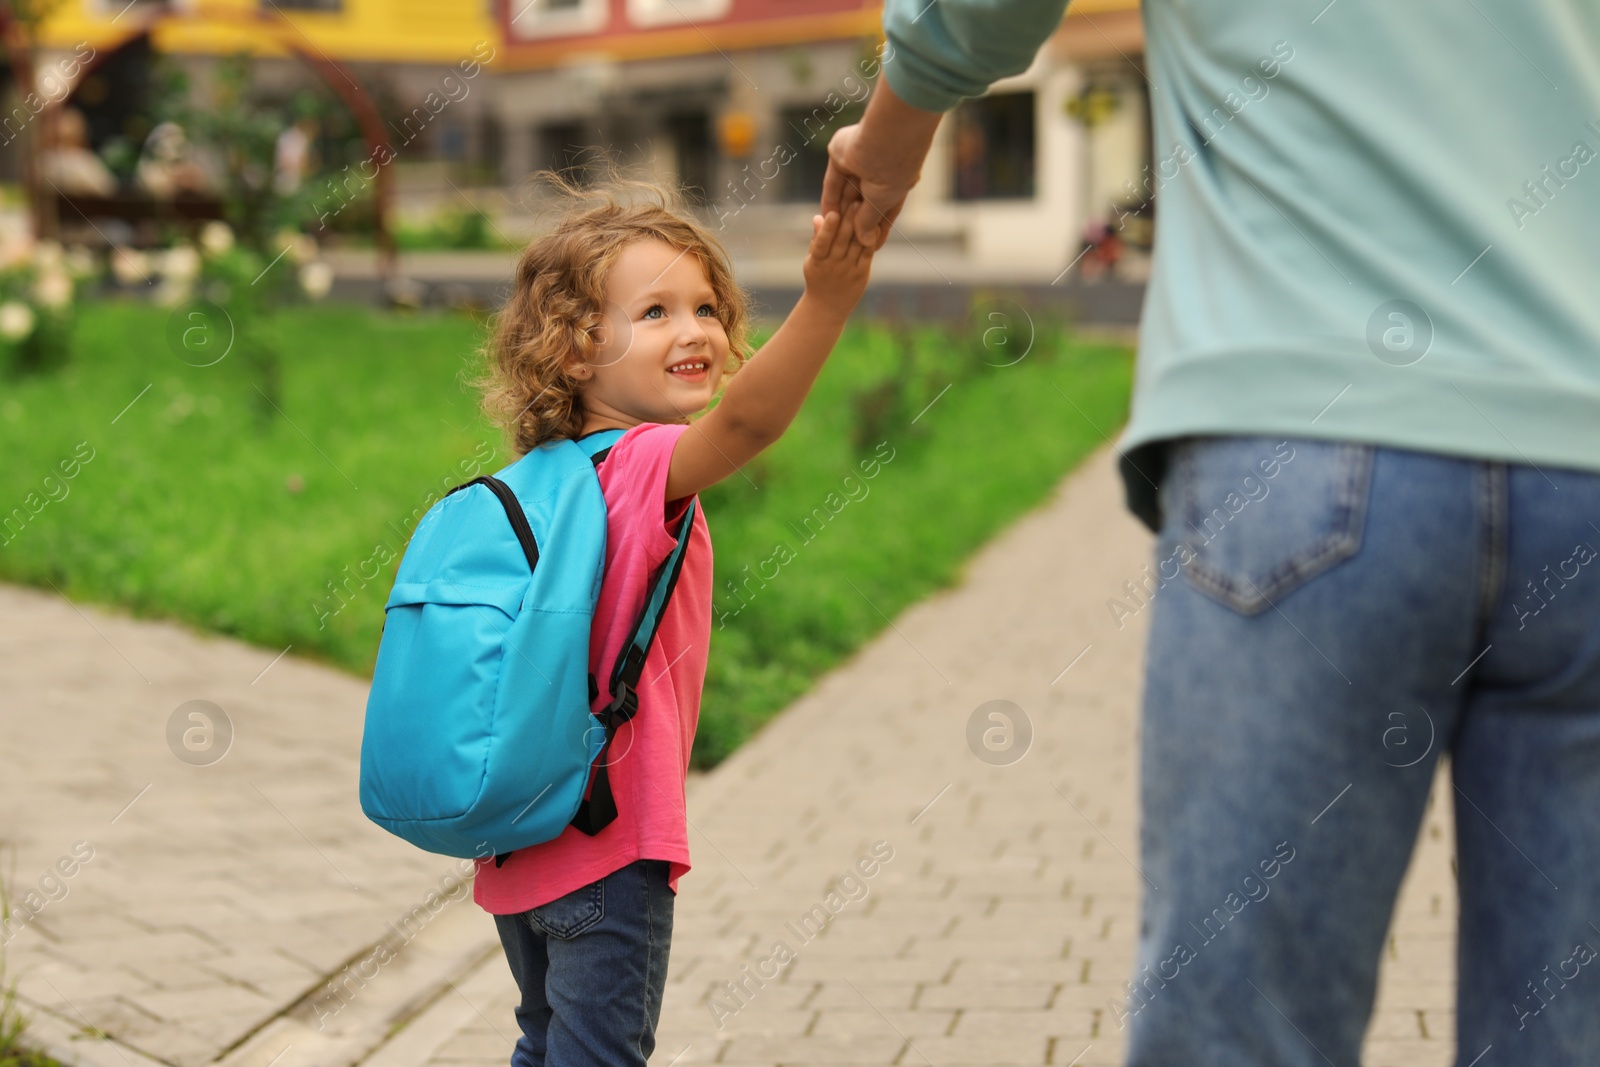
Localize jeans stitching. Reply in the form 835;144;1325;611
1475;462;1508;626
1181;441;1375;614
530;880;604;939
636;862;653;1058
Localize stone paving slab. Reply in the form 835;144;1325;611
1;444;1460;1066
0;583;496;1066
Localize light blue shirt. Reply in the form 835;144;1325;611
882;0;1600;529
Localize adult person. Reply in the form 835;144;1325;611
822;2;1600;1064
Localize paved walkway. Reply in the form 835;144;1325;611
1;446;1457;1067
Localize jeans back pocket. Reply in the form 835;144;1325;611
530;879;605;940
1164;436;1374;615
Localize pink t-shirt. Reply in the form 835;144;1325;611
473;423;712;914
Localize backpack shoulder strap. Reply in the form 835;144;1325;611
574;427;625;467
574;424;693;705
448;430;621;577
444;475;539;573
607;496;696;704
568;494;698;836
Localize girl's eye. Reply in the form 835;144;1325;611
697;304;716;317
643;305;664;319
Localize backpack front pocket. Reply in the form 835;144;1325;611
362;577;531;822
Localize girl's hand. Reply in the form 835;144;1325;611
801;204;874;313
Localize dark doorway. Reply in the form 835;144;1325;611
69;33;157;180
664;110;711;205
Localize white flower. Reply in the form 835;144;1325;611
0;301;36;341
33;239;64;272
276;230;317;266
162;245;201;282
153;279;192;308
199;221;234;257
64;245;96;278
110;246;149;285
299;261;334;300
33;269;72;310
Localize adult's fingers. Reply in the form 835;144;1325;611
851;213;873;269
820;159;847;218
858;190;910;250
839;179;864;226
822;123;863;215
842;201;868;264
826;166;866;235
873;198;907;251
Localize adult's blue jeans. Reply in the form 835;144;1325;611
1127;435;1600;1066
493;859;675;1066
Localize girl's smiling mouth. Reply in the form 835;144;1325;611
667;360;709;382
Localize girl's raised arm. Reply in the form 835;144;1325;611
664;207;873;502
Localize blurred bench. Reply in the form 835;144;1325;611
51;191;227;247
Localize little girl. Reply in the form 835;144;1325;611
468;177;875;1066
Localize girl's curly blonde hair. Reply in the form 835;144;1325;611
469;172;751;457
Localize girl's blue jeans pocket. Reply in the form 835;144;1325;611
529;878;605;940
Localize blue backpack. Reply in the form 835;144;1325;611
359;428;697;864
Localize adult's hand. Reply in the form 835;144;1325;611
821;79;943;250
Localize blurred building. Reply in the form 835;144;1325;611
21;0;501;234
33;0;500;151
17;0;1150;283
494;0;1149;282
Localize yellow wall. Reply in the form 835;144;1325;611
36;0;1131;67
37;0;498;66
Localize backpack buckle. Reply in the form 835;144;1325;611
605;680;638;721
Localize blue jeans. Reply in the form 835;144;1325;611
493;859;675;1067
1128;435;1600;1066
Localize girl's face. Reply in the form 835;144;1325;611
575;238;730;430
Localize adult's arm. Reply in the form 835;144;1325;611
823;0;1072;246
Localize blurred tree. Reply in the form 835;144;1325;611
155;55;305;256
0;0;71;238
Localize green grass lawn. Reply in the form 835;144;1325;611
0;300;1132;766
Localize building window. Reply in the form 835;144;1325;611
776;100;864;202
952;91;1035;200
438;119;467;162
508;0;608;39
664;112;712;207
99;0;185;14
626;0;730;29
477;113;504;184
